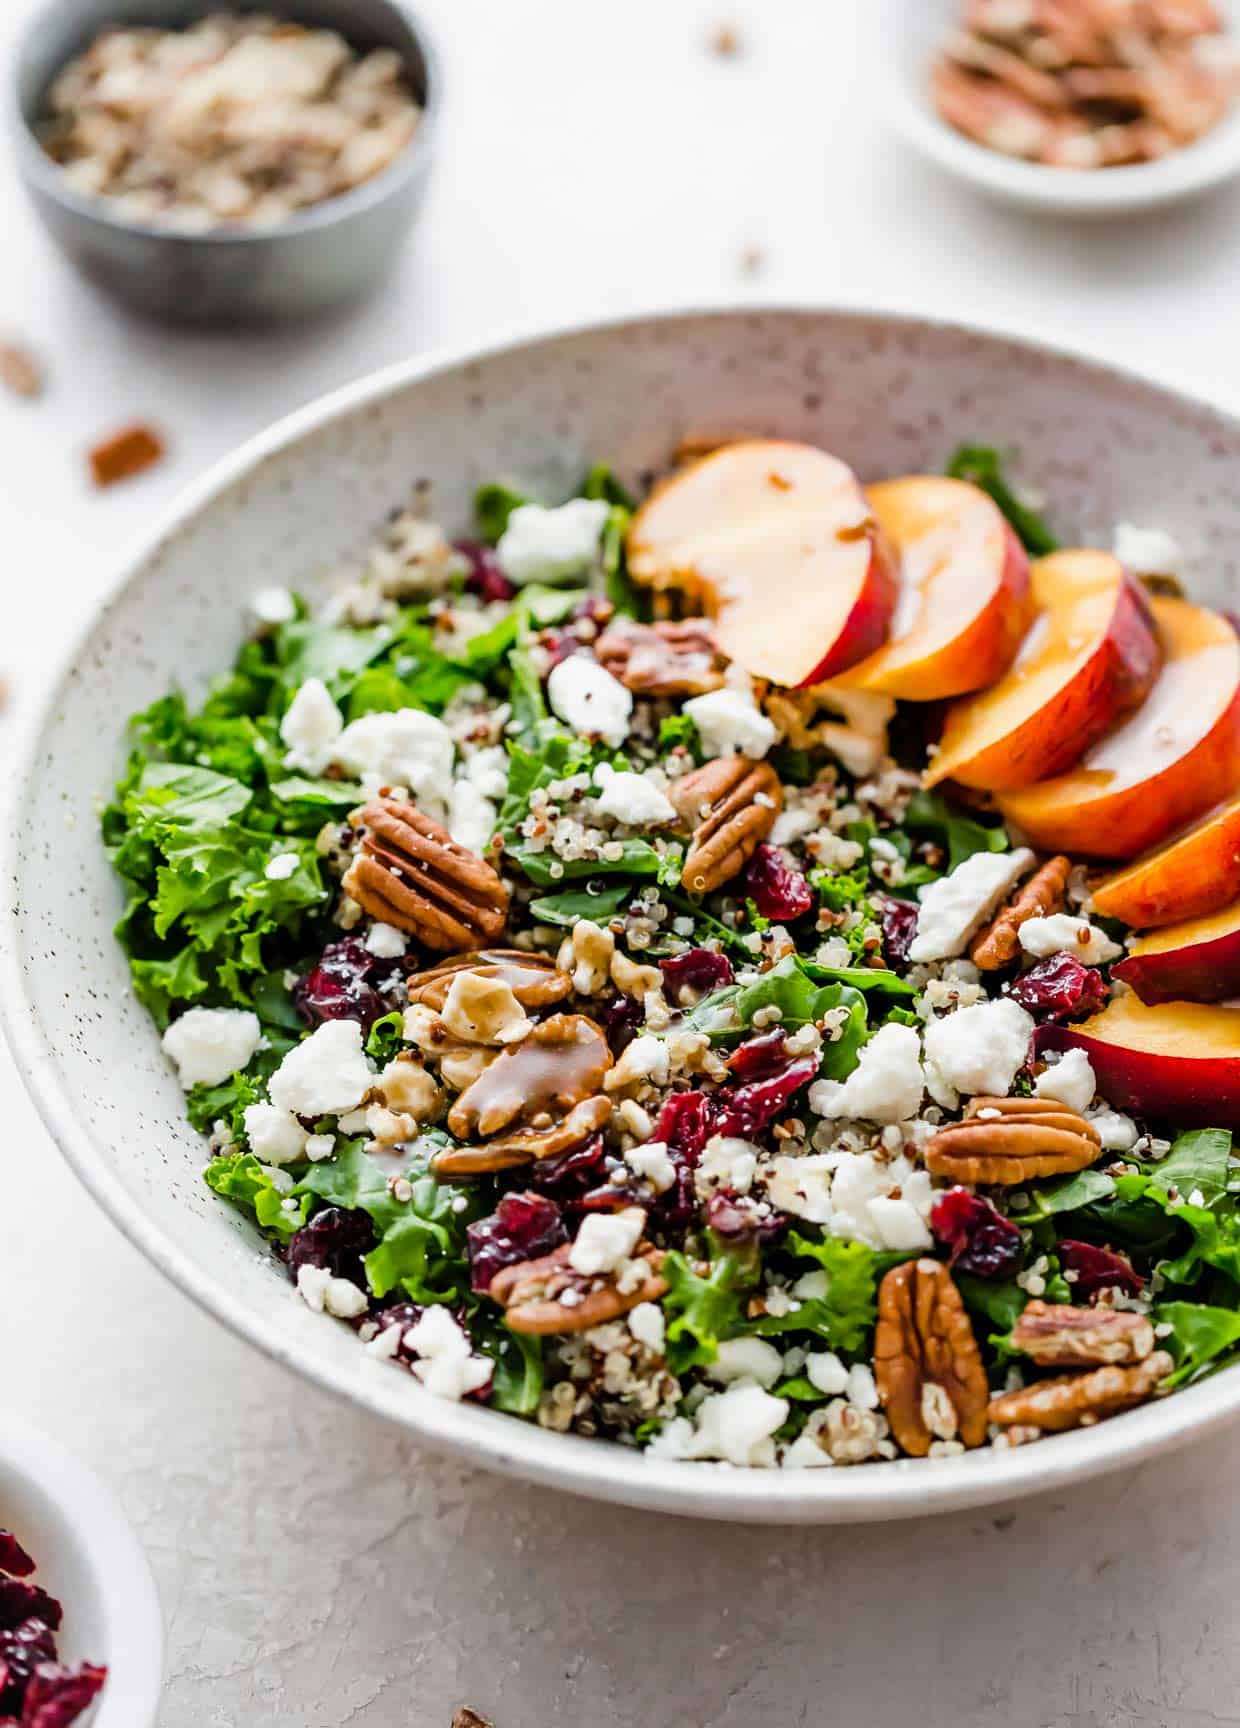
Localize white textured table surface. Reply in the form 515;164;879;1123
5;3;1240;1724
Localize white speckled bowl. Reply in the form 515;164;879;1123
6;309;1240;1524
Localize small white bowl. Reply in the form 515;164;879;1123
877;0;1240;217
0;1413;162;1728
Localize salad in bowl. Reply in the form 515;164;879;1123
104;434;1240;1472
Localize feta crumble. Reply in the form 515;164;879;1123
243;1102;307;1165
624;1140;677;1193
403;1307;494;1402
591;763;677;826
650;1382;789;1467
547;655;633;747
496;498;610;586
332;707;455;812
568;1207;646;1276
279;677;343;773
363;921;407;959
162;1007;262;1089
922;997;1035;1105
264;851;299;881
683;686;777;760
1035;1047;1097;1114
809;1022;924;1125
267;1018;374;1117
296;1264;369;1320
909;848;1035;964
1019;913;1123;966
707;1336;783;1388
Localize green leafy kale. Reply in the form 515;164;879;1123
903;789;1010;872
205;1152;309;1240
944;444;1059;556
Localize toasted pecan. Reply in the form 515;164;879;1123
1011;1300;1155;1369
874;1259;989;1456
970;854;1072;971
447;1014;612;1140
925;1095;1101;1186
344;796;508;953
492;1242;668;1334
672;756;782;895
988;1351;1173;1433
406;949;571;1011
431;1094;611;1178
595;618;727;696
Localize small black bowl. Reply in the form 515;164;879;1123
8;0;440;324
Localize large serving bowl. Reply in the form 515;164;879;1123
6;309;1240;1524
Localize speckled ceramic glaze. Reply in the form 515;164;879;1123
6;309;1240;1524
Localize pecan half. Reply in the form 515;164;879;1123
431;1094;611;1178
452;1710;493;1728
447;1014;612;1139
344;796;508;953
406;949;571;1011
1011;1300;1155;1368
595;618;727;696
988;1351;1173;1433
672;756;782;895
926;1096;1101;1186
492;1242;668;1334
970;854;1072;971
874;1259;989;1456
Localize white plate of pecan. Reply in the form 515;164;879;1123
8;307;1240;1524
878;0;1240;215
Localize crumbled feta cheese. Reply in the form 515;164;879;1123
650;1383;789;1467
448;777;498;857
923;998;1034;1104
403;1306;493;1402
332;707;455;813
464;744;510;801
304;1133;335;1161
364;921;407;959
624;1140;677;1193
496;498;610;586
765;1153;834;1224
604;1034;670;1091
296;1264;369;1320
708;1336;784;1388
243;1102;307;1165
1035;1047;1097;1114
1087;1107;1139;1152
683;686;777;760
162;1007;262;1089
830;1152;934;1249
770;806;819;847
568;1207;646;1276
909;848;1035;963
1114;521;1182;575
809;1022;924;1125
264;851;299;881
1019;913;1123;966
781;1433;835;1469
806;1351;849;1395
846;1362;879;1410
267;1018;374;1117
251;585;297;626
547;655;633;746
696;1134;759;1197
279;677;343;772
591;763;677;826
628;1301;666;1354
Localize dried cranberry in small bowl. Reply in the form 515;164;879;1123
0;1583;60;1637
716;1057;818;1138
931;1188;1023;1279
467;1191;566;1292
0;1535;33;1581
659;947;734;1004
0;1618;58;1713
453;538;516;603
743;843;813;921
286;1206;375;1287
292;936;392;1031
19;1661;107;1728
878;897;919;970
1008;953;1108;1023
726;1029;789;1083
1058;1239;1143;1299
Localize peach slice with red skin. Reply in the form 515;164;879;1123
1035;995;1240;1129
626;440;897;689
1091;791;1240;929
925;550;1161;791
1113;902;1240;1005
998;598;1240;859
840;476;1032;701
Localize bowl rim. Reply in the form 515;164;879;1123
6;0;440;245
0;1410;163;1728
7;302;1240;1524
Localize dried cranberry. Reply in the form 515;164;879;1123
705;1192;786;1242
597;991;644;1055
579;1182;648;1213
0;1588;58;1638
0;1538;33;1582
1058;1240;1143;1299
536;629;586;671
726;1030;789;1082
292;937;391;1032
652;1091;716;1165
742;843;814;921
453;538;516;603
286;1207;375;1288
19;1662;107;1728
931;1188;1023;1279
572;594;614;628
659;949;734;1005
878;897;919;970
716;1058;818;1138
467;1191;566;1292
1008;953;1108;1023
0;1621;57;1713
527;1133;608;1201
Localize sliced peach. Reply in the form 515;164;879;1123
998;599;1240;859
1091;791;1240;928
627;440;897;688
840;476;1032;701
925;550;1161;790
1113;902;1240;1005
1035;994;1240;1128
